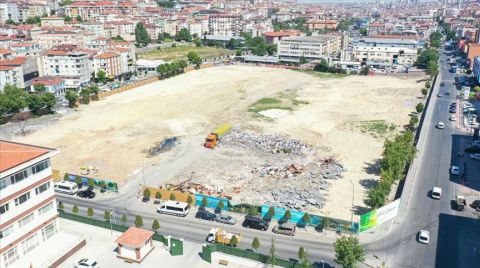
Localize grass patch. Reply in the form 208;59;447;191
358;120;396;138
139;45;232;61
295;69;347;79
248;90;308;119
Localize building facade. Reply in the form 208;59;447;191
278;35;344;62
208;15;241;37
93;52;122;79
0;141;59;268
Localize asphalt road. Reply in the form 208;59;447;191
366;48;480;268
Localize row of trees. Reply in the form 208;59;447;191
156;60;188;77
63;85;100;108
365;130;416;208
135;23;151;47
313;59;347;74
429;31;442;49
416;48;439;76
0;84;56;119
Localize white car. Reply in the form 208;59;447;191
449;115;456;121
74;259;99;268
436;122;445;129
431;187;442;199
450;166;460;175
437;93;443;97
470;154;480;160
418;230;430;244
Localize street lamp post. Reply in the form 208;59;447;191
349;178;355;231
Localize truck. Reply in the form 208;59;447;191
206;228;241;247
204;124;232;149
453;195;466;211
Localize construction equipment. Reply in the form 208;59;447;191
206;227;241;247
204;124;232;149
454;195;466;211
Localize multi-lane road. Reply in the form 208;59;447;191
56;49;480;268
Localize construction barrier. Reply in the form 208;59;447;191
143;186;195;204
195;194;229;211
66;173;119;192
96;76;160;99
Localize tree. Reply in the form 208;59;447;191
334;236;365;268
104;210;112;221
187;51;202;68
186;195;193;204
65;90;78;108
267;207;275;219
3;84;28;113
416;103;424;113
175;28;192;42
134;215;143;227
322;217;330;231
88;85;100;99
79;88;90;104
144;188;151;197
135;23;151;47
268;237;277;267
152;219;160;232
72;204;79;214
58;201;64;210
427;60;439;76
299;247;311;267
360;66;370;76
302;213;311;226
27;94;44;114
235;50;242;56
409;115;419;126
248;205;258;215
359;27;367;36
421;88;428;96
26;16;41;25
87;207;94;217
252;237;260;251
299;56;308;64
64;15;72;22
155;192;162;200
42;93;56;111
416;49;439;68
75;176;83;186
217;201;224;211
283;209;291;222
75;15;83;22
201;197;208;207
97;70;107;84
60;0;73;6
230;235;239;247
121;214;128;225
169;193;176;200
33;84;46;92
157;0;175;8
299;246;306;260
87;178;95;187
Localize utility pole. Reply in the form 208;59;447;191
349;178;355;230
142;158;146;186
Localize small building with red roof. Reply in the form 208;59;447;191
31;76;66;96
116;227;154;263
263;30;305;44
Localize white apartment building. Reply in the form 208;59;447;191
80;22;105;37
0;141;58;268
0;3;19;23
40;47;91;89
0;65;24;91
93;51;122;79
36;31;85;49
278;35;344;62
208;15;241;37
40;16;65;27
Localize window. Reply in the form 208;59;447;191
0;179;6;190
0;225;14;239
18;213;34;228
2;247;19;267
38;202;53;215
0;203;9;214
41;223;57;241
14;192;30;206
21;233;39;254
10;170;28;184
32;160;49;174
35;181;50;195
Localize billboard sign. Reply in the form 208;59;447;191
360;199;401;232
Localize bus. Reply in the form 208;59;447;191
157;200;190;217
54;181;79;195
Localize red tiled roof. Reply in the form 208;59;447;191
94;52;119;59
0;140;51;172
0;66;14;71
0;48;12;55
32;76;64;86
0;57;26;66
264;30;302;37
116;227;153;248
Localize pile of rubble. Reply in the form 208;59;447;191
221;128;313;155
145;137;179;156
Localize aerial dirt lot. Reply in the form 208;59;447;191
15;65;422;220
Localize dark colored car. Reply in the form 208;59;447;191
440;82;445;86
195;209;217;221
471;200;480;211
77;189;96;199
242;215;269;231
449;108;457;113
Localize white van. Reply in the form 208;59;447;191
54;181;79;195
431;187;442;200
157;200;190;217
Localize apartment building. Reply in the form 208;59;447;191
0;3;19;24
64;1;138;21
80;22;105;37
9;42;42;57
0;141;58;268
473;56;480;84
93;52;122;79
208;15;241;37
264;30;305;44
40;45;91;89
0;56;39;89
36;30;85;49
306;20;338;31
40;16;65;27
278;34;344;62
0;65;23;91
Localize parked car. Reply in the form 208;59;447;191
195;209;217;221
437;93;443;97
417;230;430;244
450;166;460;175
272;223;296;236
77;189;96;199
471;200;480;211
449;115;456;121
440;82;445;86
469;153;480;160
431;187;442;199
449;108;457;113
242;215;269;231
216;214;237;225
445;91;451;95
436;122;445;129
74;258;99;268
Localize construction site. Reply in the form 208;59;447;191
14;65;423;220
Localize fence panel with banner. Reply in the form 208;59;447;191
360;198;401;232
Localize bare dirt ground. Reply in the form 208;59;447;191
13;65;423;220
